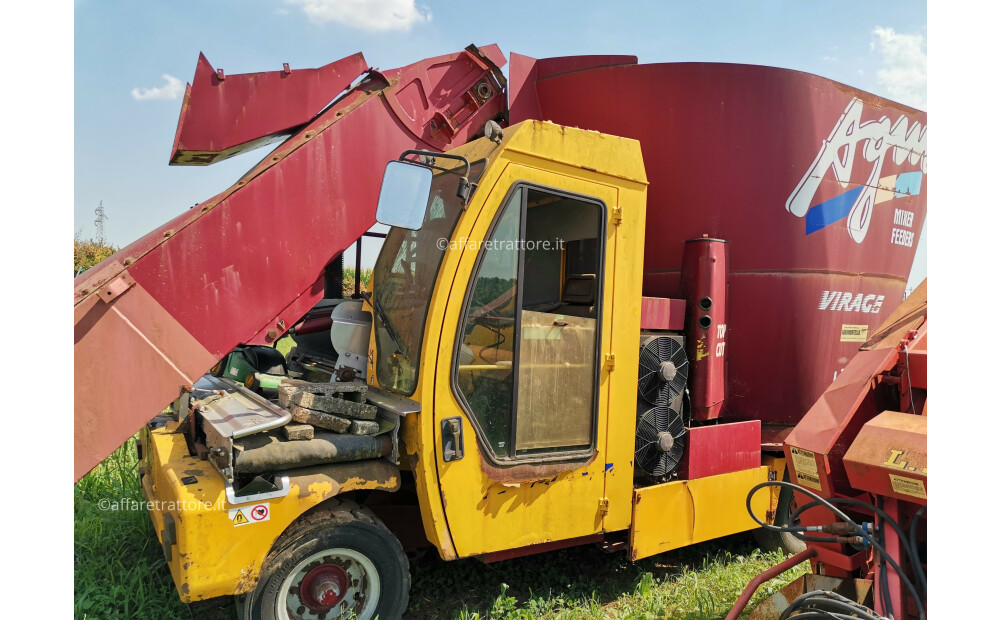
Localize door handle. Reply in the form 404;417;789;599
441;417;464;462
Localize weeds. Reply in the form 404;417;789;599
76;445;806;619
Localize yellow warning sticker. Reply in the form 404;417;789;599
889;474;927;499
840;324;869;342
231;509;249;525
790;446;822;490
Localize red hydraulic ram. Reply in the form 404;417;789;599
73;45;507;481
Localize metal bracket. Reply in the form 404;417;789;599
611;206;623;225
604;353;616;370
598;497;610;517
97;271;136;303
225;475;291;506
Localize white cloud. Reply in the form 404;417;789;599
285;0;431;32
131;74;184;101
871;26;926;109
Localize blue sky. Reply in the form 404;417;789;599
74;0;927;282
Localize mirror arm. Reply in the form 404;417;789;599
399;149;473;206
398;150;471;177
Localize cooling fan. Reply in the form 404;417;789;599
638;335;689;404
634;395;686;478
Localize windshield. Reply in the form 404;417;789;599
372;161;485;395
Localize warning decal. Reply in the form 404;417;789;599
789;446;822;490
229;502;270;526
840;324;869;342
889;474;927;499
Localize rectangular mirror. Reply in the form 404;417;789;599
375;160;433;231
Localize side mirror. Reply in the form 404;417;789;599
375;160;432;231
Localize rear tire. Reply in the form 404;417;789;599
244;499;409;620
753;472;807;555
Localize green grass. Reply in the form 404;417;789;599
75;439;202;620
75;445;806;620
407;536;806;620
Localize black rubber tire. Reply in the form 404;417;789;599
752;472;808;555
244;498;409;620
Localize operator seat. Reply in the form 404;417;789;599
557;274;596;318
241;345;289;375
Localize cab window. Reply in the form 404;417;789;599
454;184;605;461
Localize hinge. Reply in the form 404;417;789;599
598;497;610;517
611;206;623;225
604;353;616;370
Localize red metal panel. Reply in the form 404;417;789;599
681;238;729;420
639;296;685;331
508;52;636;125
680;420;760;480
170;53;370;165
74;281;217;478
843;411;927;505
511;61;926;428
73;47;507;480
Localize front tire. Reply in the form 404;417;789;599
245;500;409;620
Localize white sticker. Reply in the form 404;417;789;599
229;503;270;526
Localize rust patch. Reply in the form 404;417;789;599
289;459;401;501
233;561;260;596
478;452;597;484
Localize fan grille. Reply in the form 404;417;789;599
638;335;689;404
634;396;686;477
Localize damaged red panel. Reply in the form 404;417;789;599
169;52;369;165
74;46;507;480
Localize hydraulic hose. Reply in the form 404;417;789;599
746;480;925;620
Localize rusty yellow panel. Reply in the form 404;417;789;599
369;120;648;559
602;167;648;534
431;160;618;556
630;466;770;561
142;428;399;602
761;454;787;522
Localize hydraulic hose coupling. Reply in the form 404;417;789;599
819;521;875;537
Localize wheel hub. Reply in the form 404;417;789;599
280;547;381;620
300;564;349;611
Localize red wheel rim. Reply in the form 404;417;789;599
299;564;350;611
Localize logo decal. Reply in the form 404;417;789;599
818;291;884;313
787;98;927;243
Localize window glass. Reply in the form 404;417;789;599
454;185;604;460
373;161;484;395
455;188;522;457
515;191;601;454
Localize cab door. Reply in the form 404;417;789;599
431;163;619;557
